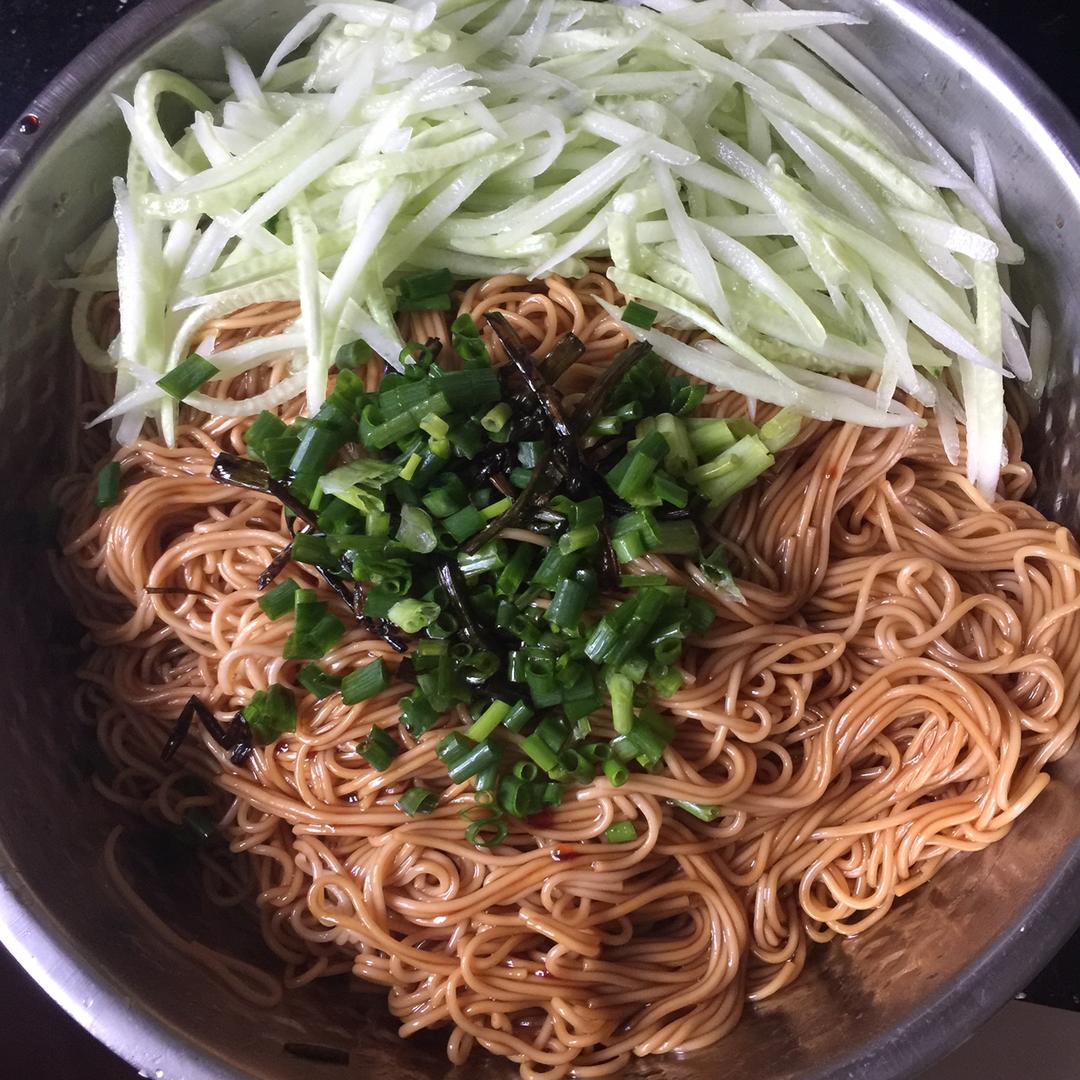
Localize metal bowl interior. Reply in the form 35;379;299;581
2;1;1080;1078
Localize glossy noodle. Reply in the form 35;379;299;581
56;274;1080;1077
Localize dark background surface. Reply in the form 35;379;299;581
3;0;1080;1076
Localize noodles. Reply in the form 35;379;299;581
56;275;1080;1078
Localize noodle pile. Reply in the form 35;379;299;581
56;274;1080;1078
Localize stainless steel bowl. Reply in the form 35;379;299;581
2;2;1080;1077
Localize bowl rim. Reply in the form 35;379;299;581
2;2;1080;1078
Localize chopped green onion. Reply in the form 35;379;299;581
244;685;296;744
290;534;333;566
619;655;649;684
669;800;723;822
603;759;629;787
558;525;600;554
671;381;706;416
653;665;684;698
396;785;439;815
157;354;219;399
95;462;121;508
358;724;399;770
759;408;802;453
297;664;342;700
451;313;491;368
646;519;699;555
605;588;668;667
533;546;579;590
399;693;440;736
449;420;485;459
686;418;739;458
611;531;646;563
700;544;743;603
244;410;289;460
685;594;716;633
334;339;373;370
690;435;774;509
498;775;545;818
604;820;637;843
590;415;623;437
341;659;389;705
480;496;513;521
496;544;535;596
388;598;440;634
626;727;666;770
442;504;486;542
547;578;589;630
650;622;684;666
475;764;500;794
655;413;696;475
446;740;501;784
436;731;472;765
398;294;451;312
421;474;468;519
400;268;453;300
283;593;345;660
369;392;451;450
467;700;512;741
433;368;501;410
652;474;689;509
513;760;540;782
580;742;613;763
503;700;534;733
607;431;669;502
396;504;437;554
259;579;300;620
619;574;667;589
626;300;656;328
541;781;563;807
622;302;658;330
419;412;449;438
399;341;436;367
481;402;512;433
457;542;505;578
520;732;559;773
465;816;508;847
400;453;422;481
554;748;593;783
606;671;635;734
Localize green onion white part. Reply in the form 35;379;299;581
66;0;1043;496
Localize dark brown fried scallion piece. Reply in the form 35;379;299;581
538;331;585;382
569;341;652;437
161;695;253;765
222;712;254;766
144;586;210;599
209;453;319;528
256;541;296;591
436;559;493;651
462;450;563;555
485;312;576;448
318;565;408;653
160;698;196;762
596;521;620;590
209;453;406;652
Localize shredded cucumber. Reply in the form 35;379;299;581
74;0;1035;492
